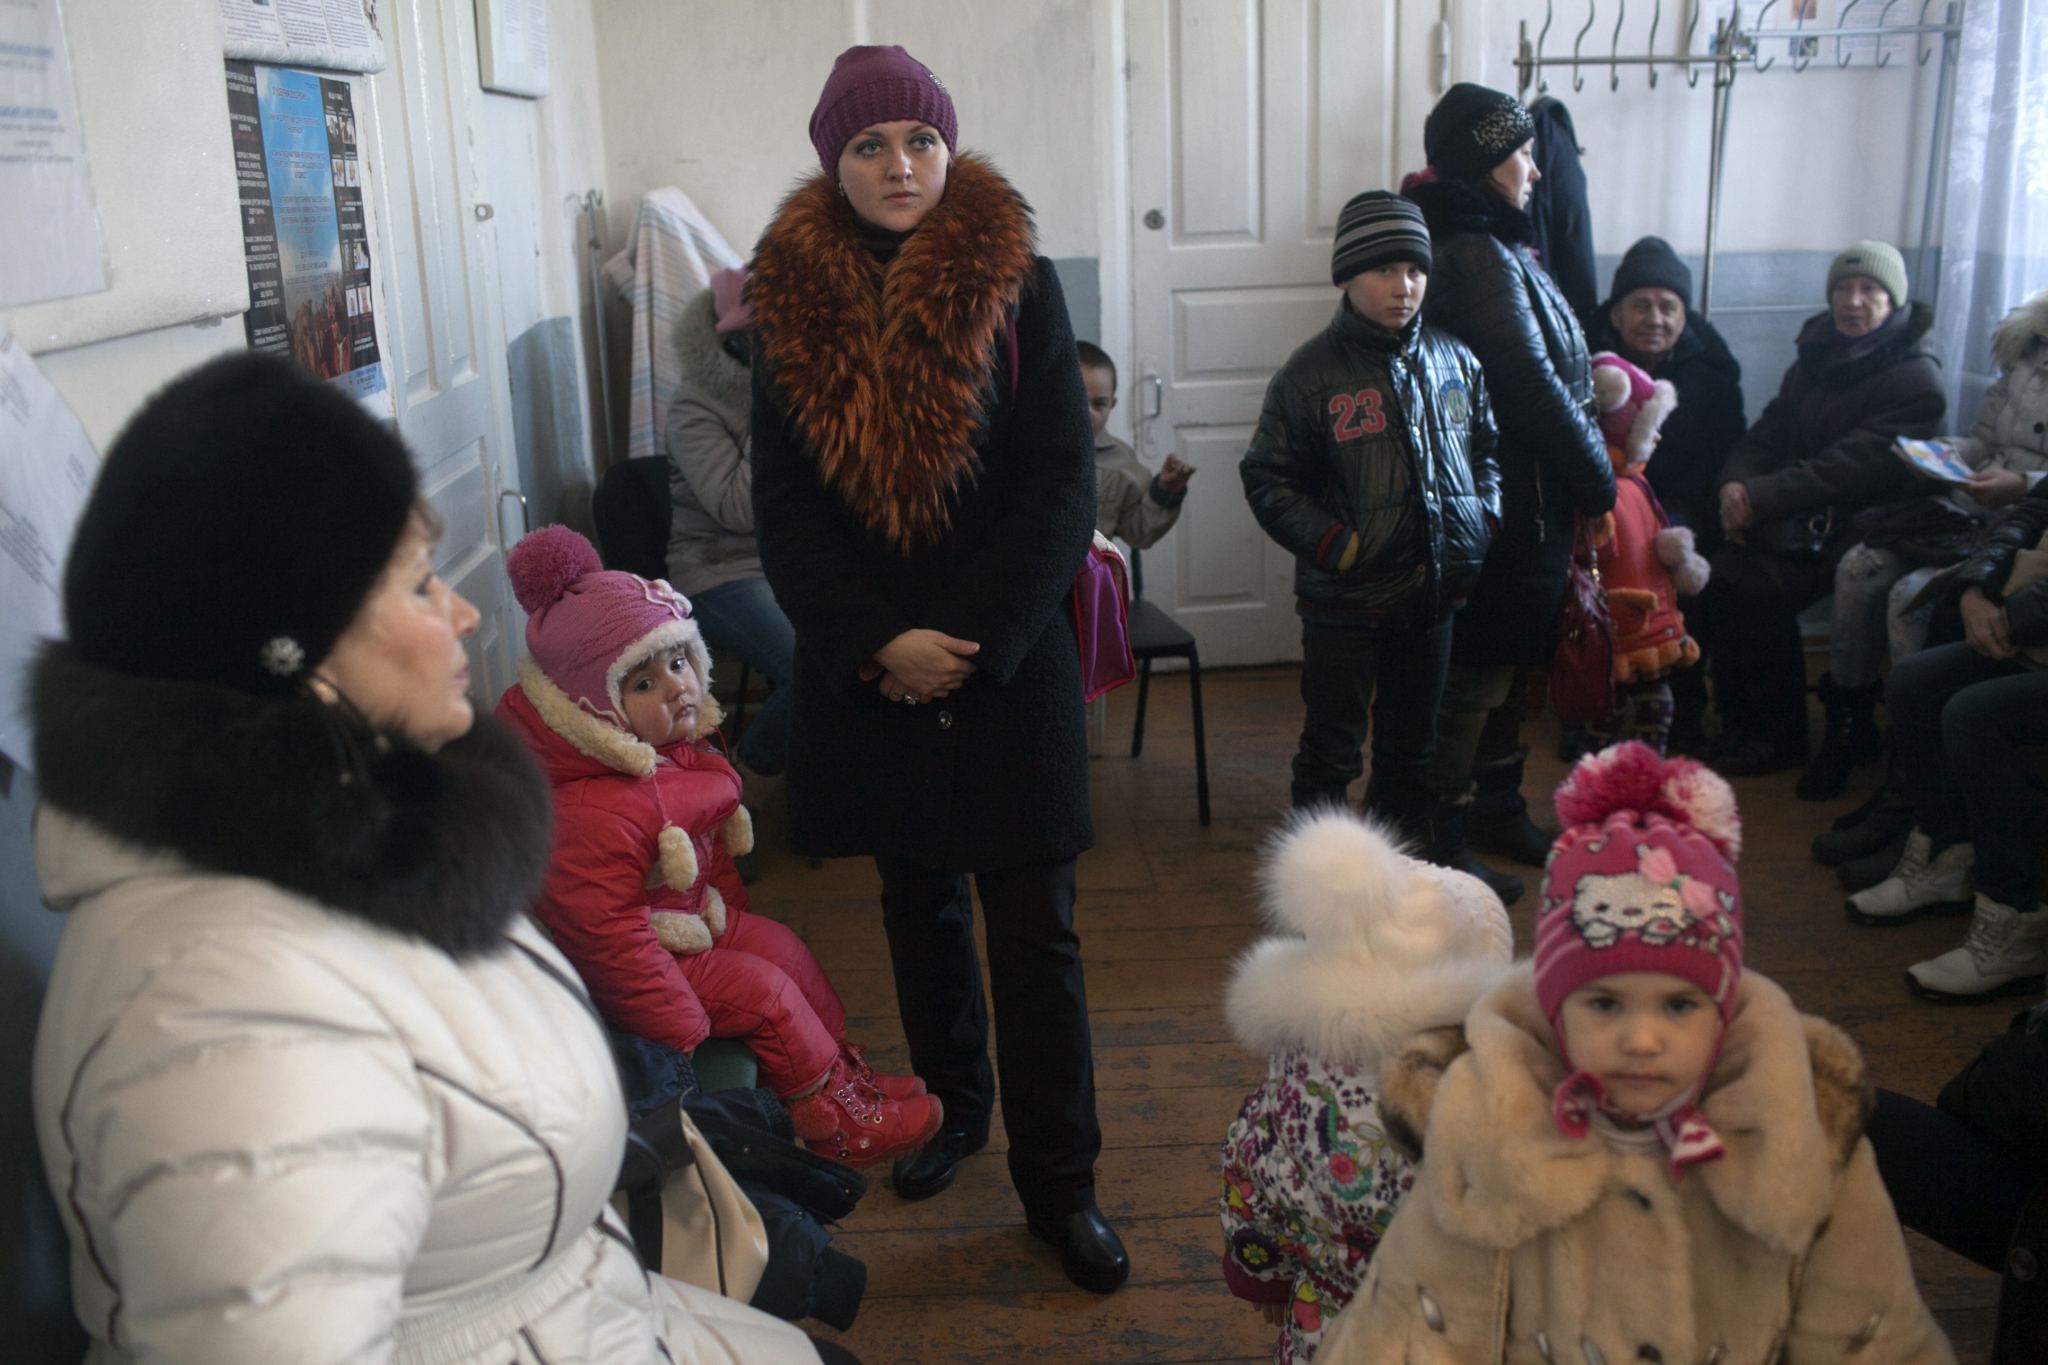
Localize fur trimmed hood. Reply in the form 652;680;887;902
750;153;1039;553
1995;287;2048;372
1405;176;1537;247
513;650;724;780
1227;810;1514;1069
1383;966;1870;1254
31;643;553;958
676;284;752;418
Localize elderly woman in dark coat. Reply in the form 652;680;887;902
748;45;1127;1295
1404;83;1618;906
1701;240;1945;777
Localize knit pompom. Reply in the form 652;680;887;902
1554;740;1742;860
507;525;603;614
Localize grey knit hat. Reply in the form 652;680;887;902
1332;191;1431;285
1827;241;1909;309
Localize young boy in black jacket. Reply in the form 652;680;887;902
1241;190;1500;835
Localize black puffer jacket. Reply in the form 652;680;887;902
1407;178;1616;666
1949;480;2048;598
1718;301;1945;558
1240;302;1500;628
1586;306;1747;547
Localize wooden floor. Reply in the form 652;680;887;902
741;665;2004;1364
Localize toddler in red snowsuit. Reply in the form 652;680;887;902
498;525;942;1168
1587;353;1710;754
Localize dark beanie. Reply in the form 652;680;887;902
64;351;418;698
1424;83;1536;183
809;45;958;179
1332;191;1431;285
1610;236;1693;309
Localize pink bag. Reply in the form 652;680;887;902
999;317;1135;701
1073;532;1136;702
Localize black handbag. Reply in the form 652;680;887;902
1746;507;1835;561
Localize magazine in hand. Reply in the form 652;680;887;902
1896;436;1974;484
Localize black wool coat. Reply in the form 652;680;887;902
752;247;1096;873
1527;97;1600;335
1587;306;1747;549
1407;178;1617;668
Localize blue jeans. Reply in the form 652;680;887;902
691;576;795;775
1887;641;2048;910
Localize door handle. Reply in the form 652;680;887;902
1147;374;1164;419
498;487;530;538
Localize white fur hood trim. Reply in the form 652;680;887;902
1228;809;1515;1066
516;653;727;780
1995;288;2048;371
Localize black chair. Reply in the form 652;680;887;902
1125;548;1209;826
590;457;754;737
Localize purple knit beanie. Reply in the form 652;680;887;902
808;45;958;179
505;525;706;730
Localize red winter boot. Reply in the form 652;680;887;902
840;1039;925;1101
786;1060;944;1169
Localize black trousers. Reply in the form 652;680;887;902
1693;544;1830;747
875;855;1100;1215
1291;616;1452;819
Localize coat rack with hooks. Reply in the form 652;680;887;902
1513;0;1963;319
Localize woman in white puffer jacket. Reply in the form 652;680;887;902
29;353;824;1365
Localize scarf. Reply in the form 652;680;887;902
1552;1068;1727;1180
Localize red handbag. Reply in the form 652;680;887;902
1550;517;1618;725
1073;532;1136;702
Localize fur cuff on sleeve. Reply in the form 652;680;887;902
652;910;713;954
658;823;700;892
722;805;755;858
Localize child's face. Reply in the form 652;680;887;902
620;649;703;748
1558;972;1720;1118
1342;262;1429;333
1082;363;1117;438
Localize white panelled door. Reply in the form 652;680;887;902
361;0;524;713
1127;0;1429;666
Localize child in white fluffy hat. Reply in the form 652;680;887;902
497;525;940;1168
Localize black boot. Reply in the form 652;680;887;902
1839;827;1912;893
1429;806;1524;905
1813;749;1909;865
1796;673;1884;801
1465;751;1555;868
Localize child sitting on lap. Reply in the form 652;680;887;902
498;526;941;1169
1219;809;1513;1362
1315;742;1953;1365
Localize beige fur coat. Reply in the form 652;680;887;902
1316;967;1953;1365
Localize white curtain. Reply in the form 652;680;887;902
1930;0;2048;427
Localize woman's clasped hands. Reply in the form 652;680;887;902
875;627;980;703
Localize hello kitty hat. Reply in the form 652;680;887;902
1534;741;1745;1033
1589;352;1679;470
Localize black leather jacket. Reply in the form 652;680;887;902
1408;178;1616;666
1240;301;1501;627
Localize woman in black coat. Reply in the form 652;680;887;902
1404;84;1617;902
748;44;1127;1295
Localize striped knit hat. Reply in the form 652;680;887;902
1535;742;1745;1030
1332;190;1431;286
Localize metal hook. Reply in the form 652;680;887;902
1645;0;1663;85
1571;0;1597;91
1681;0;1703;85
1834;0;1861;66
1609;0;1627;89
1914;0;1942;66
1536;0;1556;93
1751;0;1778;71
1789;0;1814;73
1872;0;1906;66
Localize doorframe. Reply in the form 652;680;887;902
1091;0;1136;448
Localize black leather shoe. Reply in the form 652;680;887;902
889;1129;986;1202
1026;1207;1131;1294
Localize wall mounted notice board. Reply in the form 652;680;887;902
0;0;248;355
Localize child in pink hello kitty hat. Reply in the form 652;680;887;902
495;525;941;1169
1312;742;1951;1365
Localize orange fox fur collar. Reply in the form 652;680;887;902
751;153;1037;553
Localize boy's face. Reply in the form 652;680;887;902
1558;972;1721;1118
1082;363;1117;439
1342;262;1429;333
620;649;703;748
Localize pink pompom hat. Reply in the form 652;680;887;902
1589;351;1680;470
1534;740;1745;1033
504;525;712;733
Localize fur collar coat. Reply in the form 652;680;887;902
747;154;1098;869
1315;967;1954;1365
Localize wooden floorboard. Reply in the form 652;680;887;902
737;663;2001;1363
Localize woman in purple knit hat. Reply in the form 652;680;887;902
748;44;1128;1293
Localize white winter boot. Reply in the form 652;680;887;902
1845;829;1974;924
1905;894;2048;1001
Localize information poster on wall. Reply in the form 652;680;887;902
0;0;108;309
0;326;96;769
226;61;390;417
476;0;549;98
218;0;386;75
